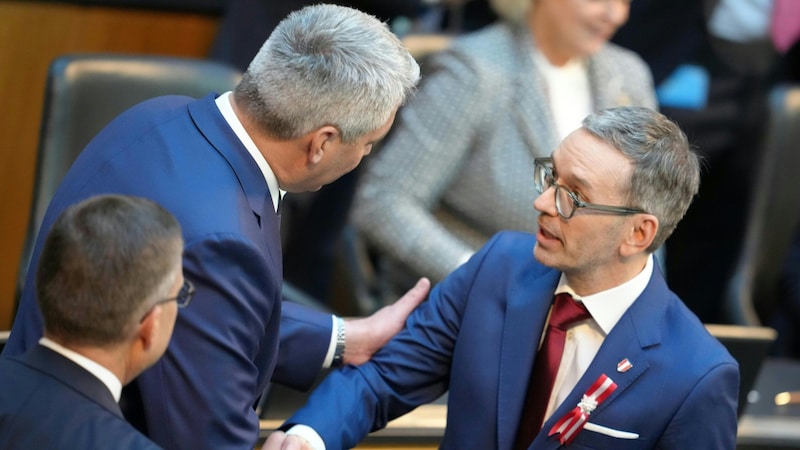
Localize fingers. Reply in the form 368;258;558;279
392;277;431;314
261;431;286;450
261;432;315;450
342;278;430;366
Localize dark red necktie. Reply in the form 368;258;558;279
514;293;591;450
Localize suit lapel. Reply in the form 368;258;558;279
496;268;560;450
187;95;283;274
20;345;123;416
539;315;651;441
531;268;670;448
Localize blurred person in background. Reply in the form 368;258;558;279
613;0;780;324
351;0;656;293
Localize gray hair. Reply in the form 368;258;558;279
234;4;420;143
37;195;184;346
582;106;701;251
490;0;533;24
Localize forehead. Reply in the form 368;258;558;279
552;128;632;192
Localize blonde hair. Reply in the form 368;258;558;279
489;0;533;24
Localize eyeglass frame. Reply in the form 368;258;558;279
533;157;647;220
139;279;194;323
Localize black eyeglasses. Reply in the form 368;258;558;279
533;157;647;220
140;279;194;322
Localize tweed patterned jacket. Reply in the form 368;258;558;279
352;22;657;282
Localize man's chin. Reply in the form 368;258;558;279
533;244;558;268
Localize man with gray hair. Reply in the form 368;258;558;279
0;194;186;449
268;106;739;449
4;4;427;449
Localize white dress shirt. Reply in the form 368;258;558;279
39;336;123;402
545;255;654;423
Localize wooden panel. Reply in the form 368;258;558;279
0;1;220;329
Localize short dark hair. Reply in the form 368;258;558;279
37;194;183;346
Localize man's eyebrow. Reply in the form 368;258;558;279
552;159;591;192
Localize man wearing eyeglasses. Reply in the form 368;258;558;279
0;194;185;449
266;106;739;450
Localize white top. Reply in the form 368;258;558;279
532;49;593;141
39;336;122;402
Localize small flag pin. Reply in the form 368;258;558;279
617;358;633;373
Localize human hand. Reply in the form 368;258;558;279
343;277;431;366
261;431;315;450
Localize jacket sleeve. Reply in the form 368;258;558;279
127;234;329;449
351;45;497;281
281;233;513;449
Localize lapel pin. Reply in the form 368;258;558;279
617;358;633;373
549;374;618;445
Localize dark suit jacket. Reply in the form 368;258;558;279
0;345;161;449
286;231;739;449
3;94;332;449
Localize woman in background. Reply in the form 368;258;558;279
352;0;655;283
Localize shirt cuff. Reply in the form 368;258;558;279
322;316;337;368
285;424;326;450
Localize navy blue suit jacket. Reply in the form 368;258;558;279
0;345;161;449
286;231;739;449
3;94;332;449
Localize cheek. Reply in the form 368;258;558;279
347;152;366;171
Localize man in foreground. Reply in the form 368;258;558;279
4;4;427;449
0;195;185;448
267;106;739;449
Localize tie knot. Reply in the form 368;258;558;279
549;293;591;330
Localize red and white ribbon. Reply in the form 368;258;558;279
548;374;617;446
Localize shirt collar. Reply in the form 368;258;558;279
555;254;654;335
39;337;123;402
215;91;284;212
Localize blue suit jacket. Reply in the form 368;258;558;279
3;94;332;449
286;231;739;449
0;345;161;449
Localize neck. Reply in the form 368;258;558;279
563;255;649;297
228;94;306;190
51;337;130;385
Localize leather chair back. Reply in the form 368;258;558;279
725;84;800;325
15;53;242;311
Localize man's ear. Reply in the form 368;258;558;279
137;305;160;352
307;125;340;165
620;214;659;257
